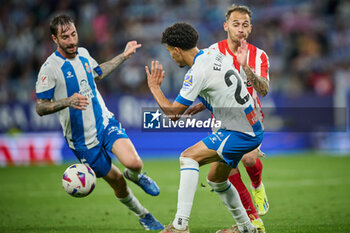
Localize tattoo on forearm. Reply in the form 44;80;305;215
36;99;69;116
243;66;269;97
97;53;126;81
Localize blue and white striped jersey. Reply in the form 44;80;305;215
36;48;113;150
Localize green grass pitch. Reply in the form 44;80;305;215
1;153;350;233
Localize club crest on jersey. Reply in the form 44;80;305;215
84;62;91;73
183;74;193;90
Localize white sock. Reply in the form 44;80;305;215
207;179;253;230
172;157;199;230
237;223;256;233
125;168;140;181
117;188;148;218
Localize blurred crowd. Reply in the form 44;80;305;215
1;0;350;104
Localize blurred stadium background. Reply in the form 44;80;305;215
1;1;350;233
0;0;349;163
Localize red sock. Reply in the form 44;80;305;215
228;172;259;221
245;158;263;189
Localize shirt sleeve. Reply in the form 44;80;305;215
35;63;56;99
175;67;206;106
80;47;102;78
259;51;270;80
90;56;102;78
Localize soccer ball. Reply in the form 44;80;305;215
62;163;96;197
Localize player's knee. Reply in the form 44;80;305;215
229;168;240;176
180;149;191;159
180;147;199;161
179;157;199;170
242;152;257;167
124;157;143;171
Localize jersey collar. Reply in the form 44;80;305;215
55;50;66;60
193;50;204;64
54;50;79;60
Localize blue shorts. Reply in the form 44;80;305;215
202;129;264;168
72;118;128;177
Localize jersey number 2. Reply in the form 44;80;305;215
224;70;250;105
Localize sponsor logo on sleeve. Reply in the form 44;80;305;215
40;75;48;87
182;74;193;90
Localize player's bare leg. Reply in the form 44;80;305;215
103;164;164;230
103;164;128;198
111;138;143;171
240;148;269;216
207;161;232;182
111;138;160;196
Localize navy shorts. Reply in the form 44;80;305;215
72;118;128;177
202;129;264;168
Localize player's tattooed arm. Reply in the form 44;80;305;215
96;41;142;81
242;66;270;97
36;93;88;116
237;39;270;97
97;53;126;81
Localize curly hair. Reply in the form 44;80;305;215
161;22;198;50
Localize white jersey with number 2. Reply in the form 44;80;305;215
175;49;263;137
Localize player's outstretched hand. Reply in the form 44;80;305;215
184;102;206;117
123;41;142;59
68;93;89;110
237;39;248;67
145;60;165;90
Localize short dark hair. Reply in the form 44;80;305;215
50;14;74;37
161;22;198;50
225;5;252;22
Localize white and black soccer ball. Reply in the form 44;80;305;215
62;164;96;197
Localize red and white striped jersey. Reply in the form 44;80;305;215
209;39;270;117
